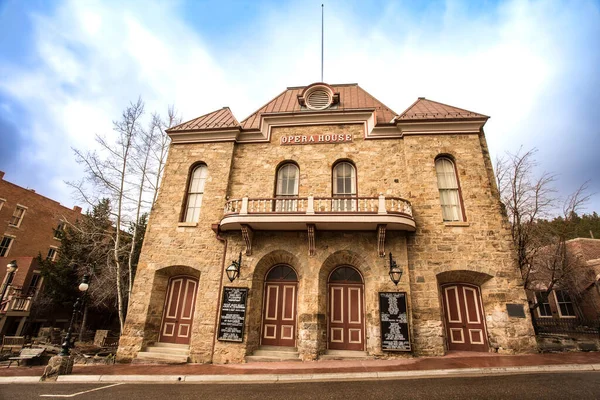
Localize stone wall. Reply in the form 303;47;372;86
118;122;537;363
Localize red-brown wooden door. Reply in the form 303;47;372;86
261;266;298;347
328;266;365;351
159;276;198;345
442;283;488;352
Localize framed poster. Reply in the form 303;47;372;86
217;287;248;342
379;292;412;351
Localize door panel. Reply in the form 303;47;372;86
328;283;364;351
159;276;198;345
261;282;297;347
442;283;488;352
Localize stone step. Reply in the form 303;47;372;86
257;345;298;353
152;342;190;350
145;346;190;356
135;351;188;364
252;350;301;359
245;355;302;363
319;350;372;360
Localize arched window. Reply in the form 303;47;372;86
183;164;208;223
332;161;357;211
275;163;299;212
435;157;464;221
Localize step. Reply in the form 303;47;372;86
245;356;302;363
252;350;301;359
145;346;190;356
152;342;190;350
257;345;298;353
319;350;373;360
135;351;188;364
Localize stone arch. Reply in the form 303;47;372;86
436;270;493;287
246;250;303;353
143;265;201;345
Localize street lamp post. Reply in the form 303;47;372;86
0;260;18;309
59;274;90;357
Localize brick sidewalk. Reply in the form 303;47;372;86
1;351;600;378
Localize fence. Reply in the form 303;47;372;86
533;318;599;337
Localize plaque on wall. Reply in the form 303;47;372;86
379;292;412;352
506;303;526;318
218;287;248;342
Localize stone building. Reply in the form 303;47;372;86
0;171;82;336
118;82;536;364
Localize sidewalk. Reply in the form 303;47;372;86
1;351;600;383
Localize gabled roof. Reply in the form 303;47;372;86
397;98;488;121
240;83;398;130
168;107;240;132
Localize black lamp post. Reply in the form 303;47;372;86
388;252;403;286
226;252;242;282
59;274;90;357
0;260;18;308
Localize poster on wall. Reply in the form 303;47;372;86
379;292;412;351
218;287;248;342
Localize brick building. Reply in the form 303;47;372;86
0;171;82;336
118;82;536;364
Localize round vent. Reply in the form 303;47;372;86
306;88;333;110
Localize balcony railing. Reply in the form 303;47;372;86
0;295;33;314
224;195;412;216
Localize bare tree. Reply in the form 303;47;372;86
496;148;591;311
147;106;178;207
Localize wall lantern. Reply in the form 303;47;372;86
226;252;242;282
388;252;403;286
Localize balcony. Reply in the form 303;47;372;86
0;295;33;315
219;195;415;256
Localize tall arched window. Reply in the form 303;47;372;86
275;163;299;212
332;161;357;211
435;157;464;221
183;164;208;223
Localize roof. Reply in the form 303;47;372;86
566;238;600;262
240;83;398;130
397;98;488;121
168;107;240;132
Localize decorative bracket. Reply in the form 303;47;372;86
377;224;387;257
307;224;316;257
240;224;254;256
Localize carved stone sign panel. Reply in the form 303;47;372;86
280;133;353;145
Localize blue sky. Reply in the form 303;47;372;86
0;0;599;215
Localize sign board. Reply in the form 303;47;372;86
280;133;352;145
218;287;248;342
506;303;526;318
379;292;411;352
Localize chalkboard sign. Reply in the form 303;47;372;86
379;292;411;352
218;287;248;342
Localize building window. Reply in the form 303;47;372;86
435;157;464;222
47;247;58;261
28;273;42;297
9;205;26;227
54;222;65;239
332;161;357;211
554;290;577;318
534;292;552;317
275;163;299;212
0;236;13;257
183;164;208;223
0;198;5;211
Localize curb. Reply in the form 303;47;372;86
1;364;599;384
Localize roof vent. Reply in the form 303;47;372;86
298;84;338;110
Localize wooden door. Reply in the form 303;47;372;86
328;266;365;351
442;283;488;352
159;276;198;345
261;265;298;347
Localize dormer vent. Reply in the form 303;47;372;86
297;83;339;111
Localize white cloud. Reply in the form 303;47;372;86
0;0;598;213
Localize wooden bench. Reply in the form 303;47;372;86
0;336;25;353
7;347;45;367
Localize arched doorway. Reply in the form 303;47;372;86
261;265;298;347
441;283;488;352
328;266;365;351
158;276;198;345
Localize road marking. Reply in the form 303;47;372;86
40;383;123;397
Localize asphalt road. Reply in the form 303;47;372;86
1;372;600;399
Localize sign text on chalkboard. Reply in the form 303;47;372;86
218;287;248;342
379;292;411;352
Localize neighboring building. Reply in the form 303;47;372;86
118;82;536;364
529;238;600;322
0;171;82;336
